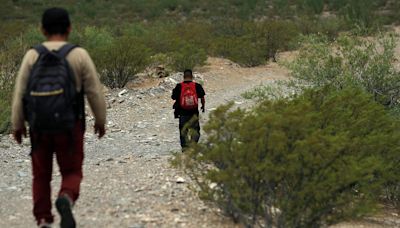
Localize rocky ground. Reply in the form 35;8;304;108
1;57;399;227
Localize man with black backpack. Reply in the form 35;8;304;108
11;8;106;228
171;69;206;150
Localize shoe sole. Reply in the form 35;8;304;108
55;197;76;228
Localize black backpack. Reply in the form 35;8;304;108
23;44;84;133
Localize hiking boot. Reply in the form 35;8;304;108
38;219;52;228
55;196;76;228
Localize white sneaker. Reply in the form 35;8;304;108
38;219;52;228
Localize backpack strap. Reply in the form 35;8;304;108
32;44;49;55
58;44;79;58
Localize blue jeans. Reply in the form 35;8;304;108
179;114;200;148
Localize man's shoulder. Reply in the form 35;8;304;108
21;49;40;67
195;82;204;88
69;46;90;57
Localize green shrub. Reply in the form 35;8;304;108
96;36;150;88
78;26;114;54
287;34;400;108
343;0;376;27
210;20;298;66
295;16;346;40
211;36;265;67
170;42;207;71
173;21;213;50
255;20;299;61
175;86;400;227
301;0;324;14
124;22;182;55
0;28;43;133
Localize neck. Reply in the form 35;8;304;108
46;34;68;42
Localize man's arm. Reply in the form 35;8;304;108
201;97;205;113
196;83;206;113
171;84;180;100
11;50;37;144
79;49;107;138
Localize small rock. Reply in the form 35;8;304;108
18;171;28;177
209;183;218;189
7;186;18;191
129;224;145;228
176;177;185;184
15;159;24;163
118;89;128;97
106;158;114;162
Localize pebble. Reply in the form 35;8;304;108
7;186;18;191
118;89;128;97
18;171;27;177
209;183;218;189
176;177;185;184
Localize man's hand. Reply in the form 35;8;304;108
94;123;106;139
201;106;205;113
13;127;27;144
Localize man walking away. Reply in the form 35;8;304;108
11;8;106;228
171;69;205;150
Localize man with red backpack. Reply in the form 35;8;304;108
171;69;206;150
11;8;106;228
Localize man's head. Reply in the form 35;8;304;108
183;69;193;81
41;8;71;38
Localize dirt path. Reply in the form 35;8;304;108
1;56;399;227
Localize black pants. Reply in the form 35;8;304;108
179;114;200;148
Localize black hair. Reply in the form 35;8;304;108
42;8;71;35
183;69;193;78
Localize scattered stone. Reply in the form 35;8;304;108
176;177;185;184
209;183;218;190
118;89;128;97
7;186;18;191
17;171;27;177
171;208;180;212
129;224;145;228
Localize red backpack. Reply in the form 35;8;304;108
180;82;198;110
